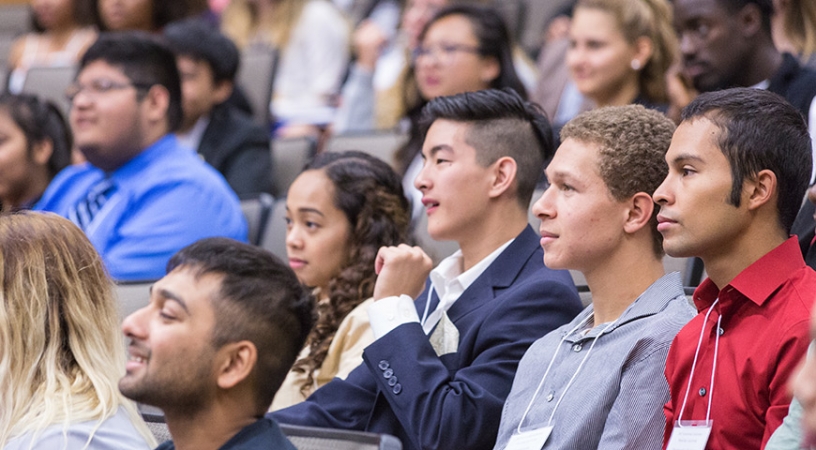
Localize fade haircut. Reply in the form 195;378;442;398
682;87;811;233
418;88;554;208
166;238;315;412
79;32;183;131
561;105;676;257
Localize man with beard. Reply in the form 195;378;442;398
119;238;315;450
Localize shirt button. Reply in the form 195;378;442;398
546;392;554;402
572;343;583;352
718;327;724;336
387;314;395;321
393;383;402;395
383;368;394;378
378;360;389;370
388;376;398;387
699;387;707;396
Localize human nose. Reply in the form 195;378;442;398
532;185;556;220
414;160;431;191
285;223;303;250
652;177;672;206
678;32;697;59
122;304;149;340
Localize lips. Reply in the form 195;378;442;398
288;258;306;270
539;229;558;247
421;197;439;214
125;345;149;372
656;214;678;233
683;61;709;80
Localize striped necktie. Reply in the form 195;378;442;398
69;178;116;231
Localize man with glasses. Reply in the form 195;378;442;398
34;32;247;281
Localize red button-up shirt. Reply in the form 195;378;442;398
663;237;816;449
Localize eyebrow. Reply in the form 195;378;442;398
156;287;189;314
670;153;706;165
285;206;325;217
424;144;453;159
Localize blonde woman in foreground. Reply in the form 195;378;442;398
0;212;155;450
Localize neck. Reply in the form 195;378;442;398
457;202;527;272
738;44;783;86
8;167;50;210
163;402;258;450
584;241;665;324
592;78;640;108
701;222;788;289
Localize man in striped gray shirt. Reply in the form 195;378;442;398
493;105;696;450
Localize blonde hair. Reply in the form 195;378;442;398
0;212;155;448
576;0;678;103
781;0;816;62
221;0;308;49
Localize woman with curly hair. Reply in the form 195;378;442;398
270;151;411;410
0;212;155;449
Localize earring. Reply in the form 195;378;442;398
631;59;642;70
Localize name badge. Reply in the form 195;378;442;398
504;426;553;450
666;420;713;450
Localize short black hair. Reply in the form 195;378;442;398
163;18;240;83
0;93;72;178
418;88;554;208
715;0;773;33
681;87;811;233
167;238;315;412
80;32;183;132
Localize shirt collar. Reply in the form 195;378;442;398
175;115;210;152
430;238;515;301
109;134;179;182
693;237;805;310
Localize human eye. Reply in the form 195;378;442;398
284;216;292;226
681;166;696;177
91;79;116;93
585;39;604;50
305;221;321;230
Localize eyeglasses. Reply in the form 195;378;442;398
412;43;483;64
65;79;152;103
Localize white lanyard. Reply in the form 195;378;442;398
516;313;618;433
677;298;722;425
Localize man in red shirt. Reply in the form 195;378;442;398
654;87;816;450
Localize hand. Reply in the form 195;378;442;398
353;20;388;71
373;244;433;301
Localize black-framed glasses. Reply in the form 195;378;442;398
411;43;483;64
65;79;153;103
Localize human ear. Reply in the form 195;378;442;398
479;56;500;85
212;80;234;105
622;192;655;234
487;156;518;199
31;138;53;166
744;169;777;211
142;84;171;125
216;341;257;390
632;36;654;70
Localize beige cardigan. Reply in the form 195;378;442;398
270;297;375;411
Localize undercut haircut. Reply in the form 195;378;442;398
561;105;676;257
166;238;315;412
681;87;811;234
418;88;554;208
80;32;183;132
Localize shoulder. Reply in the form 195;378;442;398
300;0;347;23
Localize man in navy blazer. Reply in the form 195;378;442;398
271;89;583;450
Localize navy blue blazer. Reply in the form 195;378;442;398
270;225;582;450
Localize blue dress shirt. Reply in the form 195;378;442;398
34;135;248;281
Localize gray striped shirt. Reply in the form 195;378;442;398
494;272;695;450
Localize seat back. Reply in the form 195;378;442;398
21;64;75;116
240;192;275;246
279;424;402;450
271;137;316;197
0;4;30;36
324;131;408;169
260;196;289;261
236;45;278;126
